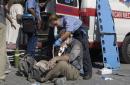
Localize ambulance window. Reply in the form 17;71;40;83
57;0;77;7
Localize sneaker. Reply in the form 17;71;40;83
31;82;41;85
54;77;66;85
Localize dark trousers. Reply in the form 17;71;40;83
73;25;92;77
27;33;37;57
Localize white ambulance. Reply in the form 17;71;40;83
44;0;130;63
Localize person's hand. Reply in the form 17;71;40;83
36;42;43;48
11;23;16;29
48;58;57;69
54;38;62;47
61;42;66;47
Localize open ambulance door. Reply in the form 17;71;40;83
55;0;79;17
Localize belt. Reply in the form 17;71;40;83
74;27;87;35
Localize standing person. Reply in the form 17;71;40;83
49;14;92;80
6;0;23;49
0;0;6;80
25;0;41;57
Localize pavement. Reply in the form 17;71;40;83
0;63;130;85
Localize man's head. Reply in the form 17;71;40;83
49;14;62;27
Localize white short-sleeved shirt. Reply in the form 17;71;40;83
9;4;23;20
6;4;23;44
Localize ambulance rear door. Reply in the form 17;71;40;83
56;0;79;17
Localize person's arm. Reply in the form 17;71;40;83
53;55;70;62
16;5;23;22
7;0;14;9
16;14;22;21
54;31;71;47
27;0;36;17
36;3;42;29
60;32;71;41
27;0;42;29
49;55;69;69
6;14;16;29
60;17;82;41
28;8;36;16
55;39;82;63
6;14;12;23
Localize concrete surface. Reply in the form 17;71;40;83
0;64;130;85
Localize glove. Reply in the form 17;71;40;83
54;38;62;47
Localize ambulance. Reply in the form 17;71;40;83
42;0;130;64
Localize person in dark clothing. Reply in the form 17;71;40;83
48;14;92;80
25;0;41;57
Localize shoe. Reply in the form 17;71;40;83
54;77;66;85
31;82;41;85
83;74;92;80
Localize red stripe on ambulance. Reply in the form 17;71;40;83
81;8;130;19
56;4;79;16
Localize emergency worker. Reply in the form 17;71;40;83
26;0;41;57
49;14;92;79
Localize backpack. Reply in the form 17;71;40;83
18;54;48;82
18;54;35;78
22;0;36;33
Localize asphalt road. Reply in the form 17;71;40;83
0;64;130;85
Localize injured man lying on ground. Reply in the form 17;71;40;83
40;34;83;82
18;30;83;83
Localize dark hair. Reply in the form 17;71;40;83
8;0;24;5
49;14;62;21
